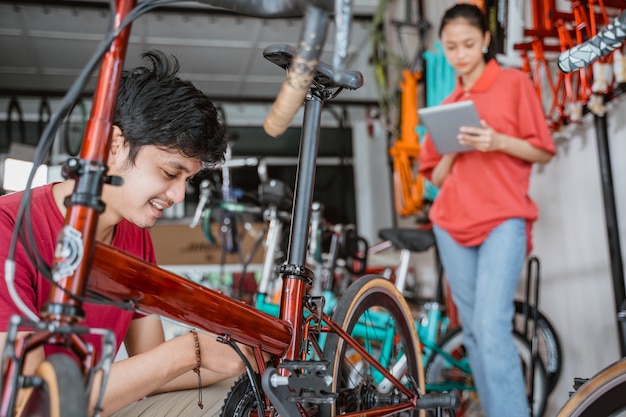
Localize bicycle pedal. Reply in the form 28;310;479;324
278;360;335;403
279;359;329;372
287;391;336;404
269;362;336;401
262;365;337;417
416;390;461;411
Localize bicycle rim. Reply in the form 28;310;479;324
322;275;425;417
15;354;88;417
514;300;562;393
556;357;626;417
424;328;548;417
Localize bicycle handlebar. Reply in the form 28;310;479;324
197;0;349;137
558;9;626;73
196;0;303;18
263;4;331;137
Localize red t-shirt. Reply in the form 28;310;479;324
419;60;556;253
0;183;155;360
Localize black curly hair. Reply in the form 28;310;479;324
113;50;226;169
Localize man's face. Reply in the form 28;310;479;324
108;144;202;229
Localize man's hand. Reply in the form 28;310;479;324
198;334;263;377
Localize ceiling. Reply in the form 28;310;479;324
0;0;384;106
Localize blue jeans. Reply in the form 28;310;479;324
433;219;529;417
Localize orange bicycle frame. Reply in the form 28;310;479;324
390;69;425;218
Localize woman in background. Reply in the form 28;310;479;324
418;4;556;417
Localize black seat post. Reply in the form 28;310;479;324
286;93;323;266
277;80;329;362
261;45;363;265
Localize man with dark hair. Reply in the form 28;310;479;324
0;50;247;416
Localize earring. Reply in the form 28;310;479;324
482;46;489;54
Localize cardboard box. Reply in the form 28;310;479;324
150;221;265;266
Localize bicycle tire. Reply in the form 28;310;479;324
556;357;626;417
15;354;88;417
321;274;425;417
425;327;548;417
514;300;563;393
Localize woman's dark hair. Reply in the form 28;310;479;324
438;3;493;61
113;50;226;168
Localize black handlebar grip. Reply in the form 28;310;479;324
558;9;626;73
416;390;461;411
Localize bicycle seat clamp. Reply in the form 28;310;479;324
275;264;314;285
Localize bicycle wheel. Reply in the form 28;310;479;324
15;354;88;417
322;275;425;417
556;357;626;417
514;300;562;393
425;327;548;417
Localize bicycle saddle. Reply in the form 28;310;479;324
263;43;364;90
378;228;436;253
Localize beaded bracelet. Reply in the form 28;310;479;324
190;330;203;409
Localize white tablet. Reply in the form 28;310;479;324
418;101;482;154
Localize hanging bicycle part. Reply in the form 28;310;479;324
6;97;25;148
389;69;431;218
